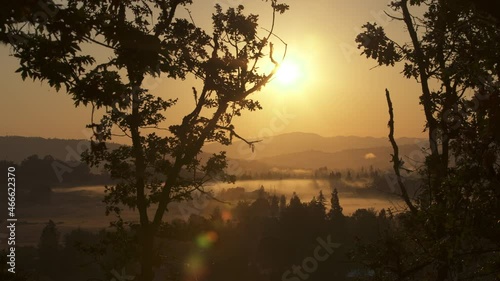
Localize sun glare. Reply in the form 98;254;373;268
275;60;301;86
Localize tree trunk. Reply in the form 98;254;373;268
139;226;155;281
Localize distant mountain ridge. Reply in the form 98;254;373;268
203;132;426;160
0;136;120;163
1;134;427;170
253;144;425;170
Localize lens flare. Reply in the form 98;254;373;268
184;254;208;280
186;255;204;272
196;231;218;249
184;231;219;280
221;210;232;221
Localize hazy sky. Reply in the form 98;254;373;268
0;0;428;142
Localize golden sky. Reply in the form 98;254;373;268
0;0;427;142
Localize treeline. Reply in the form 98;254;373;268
237;165;382;181
0;155;112;203
2;189;394;281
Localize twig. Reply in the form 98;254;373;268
260;26;288;62
384;10;404;21
215;125;262;149
194;186;232;205
192;87;198;106
83;35;118;51
140;126;170;131
184;8;196;26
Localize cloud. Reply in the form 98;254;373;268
364;153;376;159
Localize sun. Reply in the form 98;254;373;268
275;60;301;86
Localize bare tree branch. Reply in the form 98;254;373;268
215;125;263;150
384;10;404;21
386;88;418;213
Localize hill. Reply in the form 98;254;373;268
1;134;427;171
203;132;426;160
254;144;425;170
0;136;120;163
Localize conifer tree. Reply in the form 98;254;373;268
328;188;343;220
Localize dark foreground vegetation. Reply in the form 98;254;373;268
1;0;499;280
1;189;401;281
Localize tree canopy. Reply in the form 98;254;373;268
355;0;500;279
1;1;289;280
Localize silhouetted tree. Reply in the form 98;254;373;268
308;191;327;222
279;194;287;216
250;191;271;218
269;194;280;218
20;154;58;188
346;170;352;181
38;220;61;280
1;1;289;280
350;208;378;241
318;190;327;208
355;0;500;279
233;200;252;223
328;188;343;221
210;206;223;223
288;192;302;209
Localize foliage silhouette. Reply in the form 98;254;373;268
9;188;408;281
355;0;500;279
2;0;289;280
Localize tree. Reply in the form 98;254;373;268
250;189;271;218
318;189;327;208
269;194;279;217
1;1;289;280
328;188;343;221
289;192;302;209
279;194;287;216
307;194;327;227
311;190;327;219
20;154;59;188
346;170;352;181
59;228;101;280
355;0;500;279
210;206;223;223
38;220;61;280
